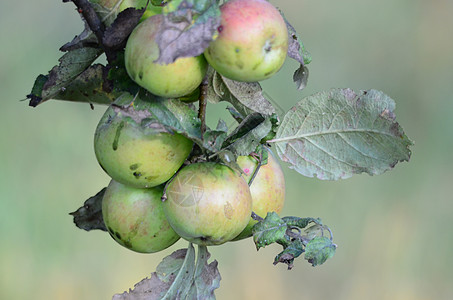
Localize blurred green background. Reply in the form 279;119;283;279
1;0;452;299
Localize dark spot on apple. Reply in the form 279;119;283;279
114;231;122;240
264;71;272;77
123;240;133;249
235;60;244;69
138;71;144;80
235;47;240;53
217;25;223;33
130;163;140;171
112;121;125;151
133;171;142;178
145;175;158;181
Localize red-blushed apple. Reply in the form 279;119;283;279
162;162;253;246
94;105;193;189
204;0;288;82
125;14;208;98
233;148;286;241
102;180;180;253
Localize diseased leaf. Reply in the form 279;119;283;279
55;64;118;104
155;0;221;64
28;47;103;106
203;120;228;152
103;8;145;50
89;0;123;27
305;237;337;267
293;64;309;91
206;70;277;118
272;89;413;180
113;247;194;300
273;239;304;270
113;92;205;149
113;244;221;300
284;16;312;65
186;246;221;300
60;20;98;51
69;188;107;231
252;212;289;250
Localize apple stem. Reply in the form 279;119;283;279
247;149;263;187
251;211;264;221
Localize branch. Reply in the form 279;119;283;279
63;0;117;62
198;79;208;137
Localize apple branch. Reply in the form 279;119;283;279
63;0;117;63
198;79;209;137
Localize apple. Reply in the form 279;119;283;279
204;0;288;82
102;180;180;253
162;162;252;246
94;105;193;188
233;149;286;241
125;14;208;98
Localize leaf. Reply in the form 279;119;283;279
155;0;221;64
186;246;221;300
272;89;413;180
69;188;107;232
284;18;312;66
252;212;289;250
113;244;221;300
293;64;309;91
273;239;304;270
206;70;277;117
90;0;123;27
103;8;145;51
60;20;98;51
113;92;204;149
304;237;337;267
223;113;272;156
28;47;104;106
202;120;228;152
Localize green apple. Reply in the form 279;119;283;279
102;180;180;253
204;0;288;82
162;162;252;246
233;149;286;241
94;105;193;188
125;14;208;98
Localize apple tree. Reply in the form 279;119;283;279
26;0;413;298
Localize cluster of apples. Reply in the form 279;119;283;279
94;0;288;253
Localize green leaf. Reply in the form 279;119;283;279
155;0;221;64
272;89;413;180
223;113;272;156
69;188;107;232
304;237;337;267
252;212;289;250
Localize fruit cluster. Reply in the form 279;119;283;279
95;0;288;253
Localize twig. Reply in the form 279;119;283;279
64;0;116;63
251;211;264;222
198;80;208;137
